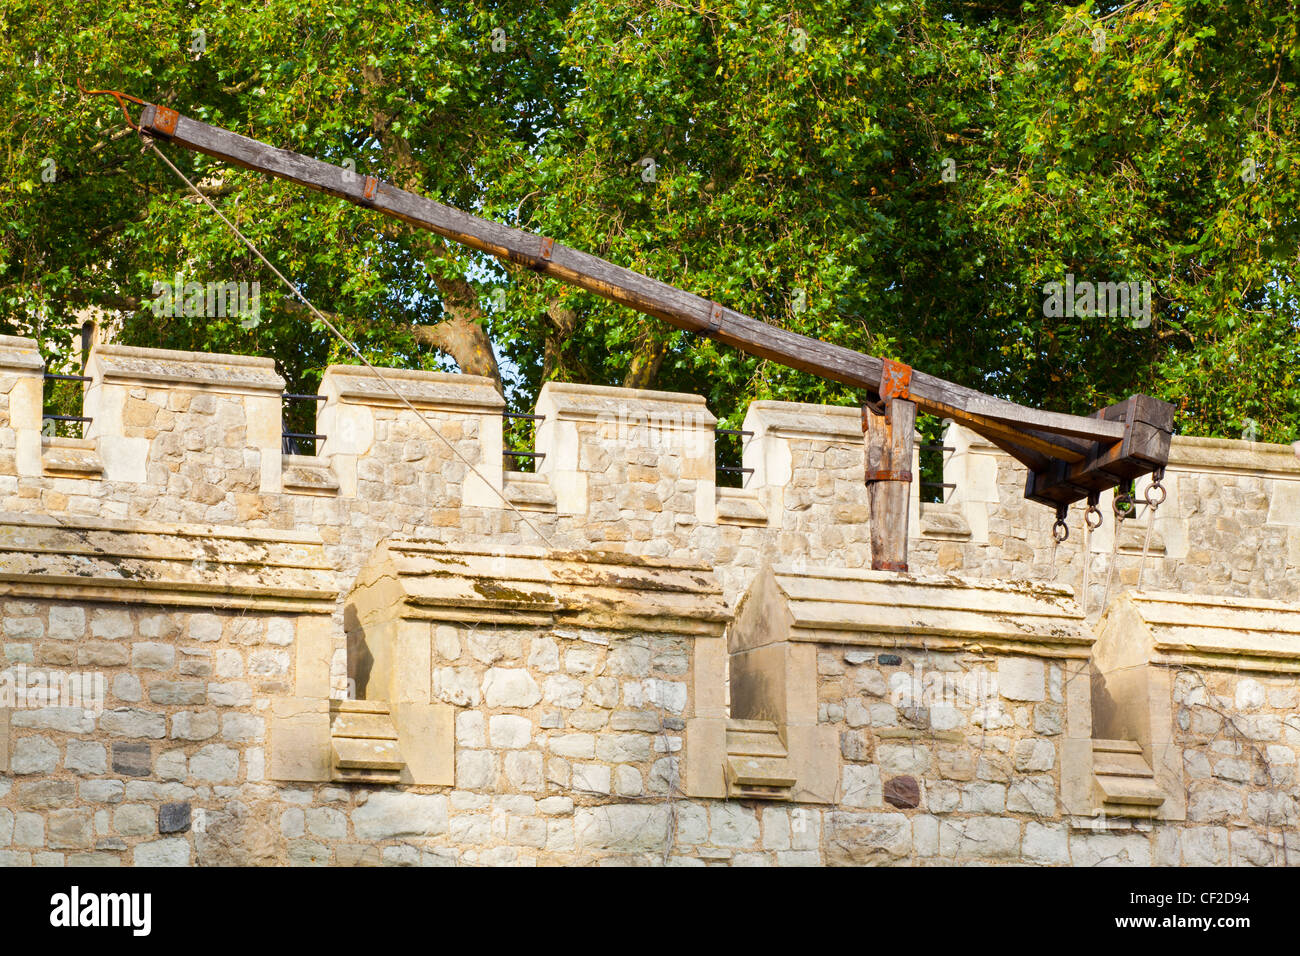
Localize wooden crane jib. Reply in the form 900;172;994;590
133;102;1176;573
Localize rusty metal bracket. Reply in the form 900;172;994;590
875;560;908;572
153;106;179;137
880;358;912;402
539;236;554;261
362;176;378;202
704;302;724;335
865;468;913;483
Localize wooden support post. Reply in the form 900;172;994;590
864;397;916;572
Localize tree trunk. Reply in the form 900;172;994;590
623;336;668;390
411;312;501;385
364;63;503;392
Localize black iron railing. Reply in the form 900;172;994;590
716;427;754;487
42;372;93;437
503;412;544;472
282;393;326;455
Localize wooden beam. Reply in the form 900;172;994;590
962;425;1053;474
140;105;890;393
1025;395;1176;506
138;103;1171;493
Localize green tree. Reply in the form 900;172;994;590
3;0;1297;444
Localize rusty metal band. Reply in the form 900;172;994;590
362;176;378;202
704;302;724;335
880;358;913;402
153;106;179;136
874;560;908;572
539;236;554;261
864;468;913;483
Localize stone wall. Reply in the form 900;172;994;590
0;335;1296;866
921;424;1300;609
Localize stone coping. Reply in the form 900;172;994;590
89;343;285;393
321;364;503;413
0;513;335;613
1099;590;1300;673
743;401;861;441
349;539;727;636
1167;434;1300;480
537;380;715;428
734;564;1093;658
0;335;44;371
0;511;326;547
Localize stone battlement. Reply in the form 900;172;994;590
6;335;1298;607
1;337;1298;867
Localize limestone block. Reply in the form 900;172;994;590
573;804;671;852
1060;738;1093;816
1063;660;1092;739
1023;822;1070;865
483;668;541;708
244;392;283;493
944;424;1000;543
825;811;911;865
1068;831;1150;867
938;816;1020;860
0;338;45;479
268;696;330;782
786;724;839;804
394;702;454;787
683;718;726;799
294;615;334;698
1268;479;1300;527
998;657;1045;702
463;413;504;508
692;636;726;720
391;620;431;703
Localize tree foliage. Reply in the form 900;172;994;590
2;0;1297;442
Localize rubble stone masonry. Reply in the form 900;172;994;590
0;335;1297;866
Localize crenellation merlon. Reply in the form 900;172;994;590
535;381;717;522
0;335;47;478
84;342;284;492
317;363;504;504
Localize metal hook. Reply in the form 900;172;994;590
76;79;148;131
